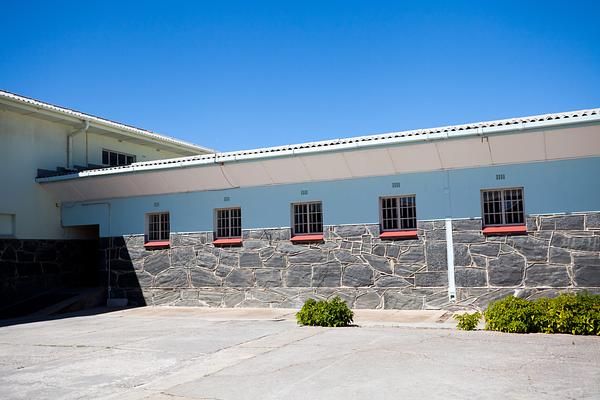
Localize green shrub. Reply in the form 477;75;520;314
296;296;354;327
484;293;600;335
454;312;481;330
484;296;541;333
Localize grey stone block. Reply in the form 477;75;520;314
334;249;362;264
398;246;425;264
372;244;386;256
155;268;188;288
222;290;245;307
288;250;327;264
375;275;411;287
342;264;374;287
549;247;571;264
414;271;448;287
509;236;549;262
425;242;447;271
453;231;485;244
190;268;221;287
276;242;306;254
452;219;481;231
334;225;367;237
455;267;487;287
312;262;342;287
196;252;218;269
354;291;381;309
255;269;282;287
171;247;196;268
525;264;570;287
573;254;600;286
242;240;269;250
239;252;262;268
488;252;525;286
425;229;446;241
555;215;585;230
224;269;255;287
551;233;600;252
284;265;312;287
219;252;239;267
197;290;223;306
383;291;423;309
152;289;180;305
144;251;170;275
263;253;287;268
453;244;472;266
539;217;556;230
470;243;501;257
586;213;600;229
363;253;392;274
386;244;401;259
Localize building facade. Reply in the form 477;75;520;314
2;90;600;311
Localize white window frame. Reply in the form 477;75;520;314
291;201;323;235
379;195;417;232
145;212;170;242
480;187;525;227
214;207;242;239
102;149;136;167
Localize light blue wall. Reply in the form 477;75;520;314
61;157;600;237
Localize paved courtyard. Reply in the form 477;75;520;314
0;307;599;400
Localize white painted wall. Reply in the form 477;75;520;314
0;109;196;239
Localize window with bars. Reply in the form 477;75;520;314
215;208;242;238
380;195;417;231
481;188;525;227
147;212;170;241
102;149;136;167
292;202;323;235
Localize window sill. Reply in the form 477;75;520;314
144;240;170;249
380;230;418;240
291;234;324;243
482;225;527;235
213;238;243;247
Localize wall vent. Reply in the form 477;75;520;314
392;182;401;188
300;190;309;196
496;174;506;180
224;196;231;202
153;202;160;207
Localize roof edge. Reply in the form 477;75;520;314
0;89;215;154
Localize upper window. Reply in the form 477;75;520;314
481;188;524;226
102;149;136;167
147;212;170;242
215;208;242;238
292;202;323;235
380;195;417;231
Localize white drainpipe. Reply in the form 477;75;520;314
67;120;90;169
445;218;457;301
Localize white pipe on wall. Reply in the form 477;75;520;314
67;120;89;169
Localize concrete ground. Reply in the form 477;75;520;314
0;307;598;400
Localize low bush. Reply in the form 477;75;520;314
484;293;600;335
454;312;481;330
296;296;354;327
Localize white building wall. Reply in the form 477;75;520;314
0;109;199;239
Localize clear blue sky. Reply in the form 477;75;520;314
1;1;599;152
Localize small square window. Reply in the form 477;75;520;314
103;149;136;167
481;188;524;227
380;195;417;231
292;202;323;235
147;212;170;242
215;208;242;238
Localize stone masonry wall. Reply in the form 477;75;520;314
453;213;600;308
102;222;449;309
0;239;100;310
100;212;600;310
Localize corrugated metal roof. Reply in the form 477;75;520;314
36;106;600;182
0;89;214;154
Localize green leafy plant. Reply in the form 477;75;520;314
454;312;481;330
296;296;354;327
484;293;600;335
